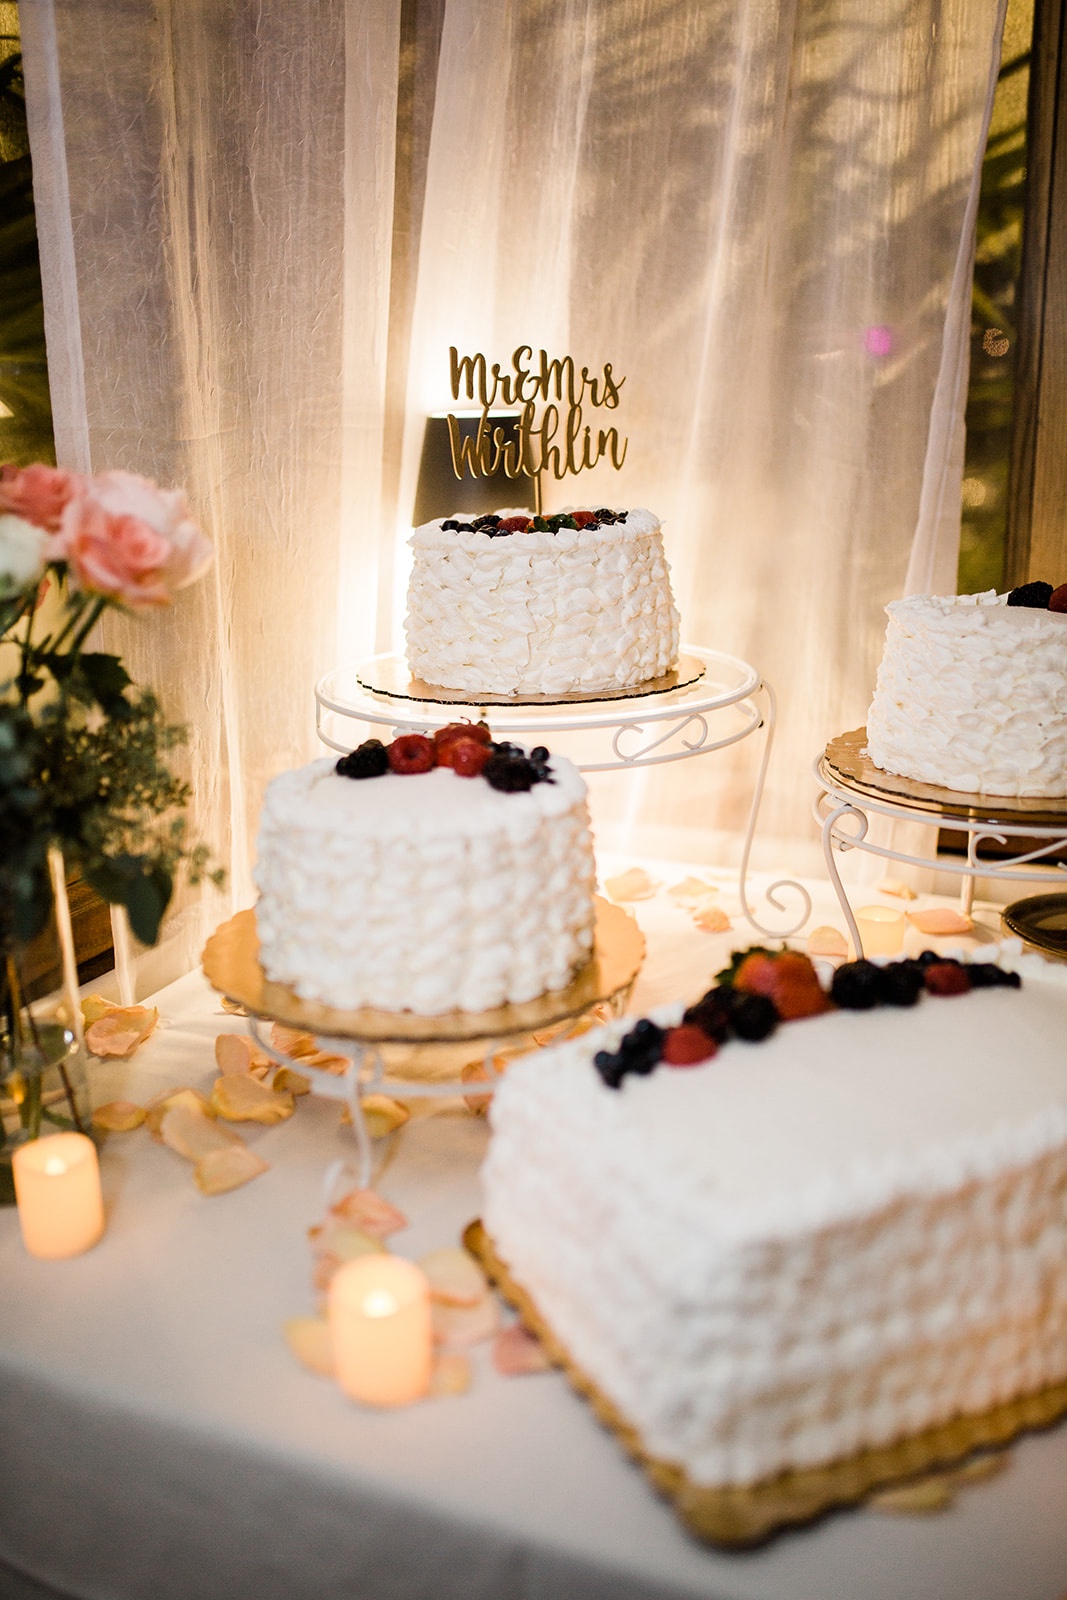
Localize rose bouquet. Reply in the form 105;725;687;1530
1;462;221;1156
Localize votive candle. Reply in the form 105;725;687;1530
855;904;907;957
13;1132;105;1260
329;1255;432;1407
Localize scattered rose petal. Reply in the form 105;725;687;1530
461;1061;493;1115
807;924;849;958
145;1087;213;1139
85;1006;159;1058
211;1073;295;1124
428;1353;471;1398
81;994;117;1026
160;1102;241;1162
691;904;731;933
361;1095;410;1138
431;1293;500;1348
272;1066;311;1096
219;996;247;1015
603;867;658;902
270;1024;350;1074
419;1246;488;1308
195;1142;269;1195
92;1100;146;1133
493;1323;551;1376
283;1316;335;1378
329;1187;408;1238
668;876;718;904
877;877;918;901
214;1033;271;1076
308;1221;385;1263
908;908;973;936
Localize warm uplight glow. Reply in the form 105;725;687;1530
329;1255;432;1407
855;905;906;957
13;1132;105;1260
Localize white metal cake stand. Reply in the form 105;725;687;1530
315;644;811;942
815;728;1067;958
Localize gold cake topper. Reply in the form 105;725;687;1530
446;346;627;516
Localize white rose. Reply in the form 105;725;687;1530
0;513;48;595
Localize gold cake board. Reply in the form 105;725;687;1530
463;1220;1067;1548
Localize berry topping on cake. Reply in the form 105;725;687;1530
1007;580;1055;608
874;963;924;1007
572;510;598;527
336;739;390;779
471;514;502;530
442;737;492;778
734;950;832;1020
661;1024;718;1066
497;515;532;533
829;959;883;1011
964;962;1021;989
387;733;437;774
728;991;780;1041
483;751;540;792
434;720;492;752
922;960;971;996
1049;584;1067;613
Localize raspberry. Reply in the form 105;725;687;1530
572;510;598;527
1048;584;1067;613
661;1025;718;1066
444;737;491;778
923;961;971;996
387;734;436;775
434;721;491;752
497;515;532;533
1007;581;1054;608
336;739;389;779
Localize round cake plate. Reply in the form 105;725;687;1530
352;652;707;708
1002;894;1067;961
823;728;1067;826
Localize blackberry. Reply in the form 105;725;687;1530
1007;581;1054;608
440;519;460;531
683;989;735;1043
472;514;501;529
729;991;779;1041
336;739;389;779
594;508;618;523
830;959;882;1010
966;963;1021;989
489;741;524;758
593;1049;626;1090
874;963;923;1007
453;521;476;532
483;752;539;792
529;746;550;762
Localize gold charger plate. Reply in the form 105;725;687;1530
1002;893;1067;961
823;728;1067;826
201;897;645;1046
464;1220;1067;1548
354;653;706;708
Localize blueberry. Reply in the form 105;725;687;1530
728;991;779;1041
830;959;883;1011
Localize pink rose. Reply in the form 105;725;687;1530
0;463;85;532
58;470;213;608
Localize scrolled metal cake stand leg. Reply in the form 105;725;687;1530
737;681;812;940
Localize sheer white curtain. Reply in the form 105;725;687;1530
20;0;1004;983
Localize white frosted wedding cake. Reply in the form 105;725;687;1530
404;507;680;697
254;728;595;1014
866;585;1067;798
483;946;1067;1501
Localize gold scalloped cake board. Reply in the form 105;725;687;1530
463;1220;1067;1548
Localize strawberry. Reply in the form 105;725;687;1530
387;734;436;774
661;1025;718;1066
923;961;971;996
433;721;492;753
1049;584;1067;613
734;950;830;1020
572;510;598;527
497;515;532;533
440;737;491;778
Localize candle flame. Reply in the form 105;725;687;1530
362;1288;399;1318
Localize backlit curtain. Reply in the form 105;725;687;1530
20;0;1005;985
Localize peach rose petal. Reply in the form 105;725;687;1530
273;1066;311;1097
214;1033;272;1076
219;995;247;1015
604;867;658;902
329;1187;408;1238
195;1142;269;1195
85;1006;159;1058
908;908;973;936
428;1353;471;1398
81;993;117;1026
419;1246;488;1309
160;1102;241;1162
807;925;849;958
145;1087;213;1139
284;1316;335;1379
877;876;918;901
361;1095;410;1138
493;1323;551;1376
211;1073;294;1124
270;1023;350;1075
308;1221;385;1263
692;904;731;933
431;1292;500;1348
92;1100;147;1133
668;876;718;904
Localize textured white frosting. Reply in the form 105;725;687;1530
404;508;680;696
253;754;595;1014
483;949;1067;1487
867;590;1067;796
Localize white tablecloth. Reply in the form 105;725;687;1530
3;876;1067;1600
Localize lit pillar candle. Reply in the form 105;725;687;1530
855;904;907;957
329;1255;432;1407
13;1132;105;1260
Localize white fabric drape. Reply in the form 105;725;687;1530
20;0;1005;983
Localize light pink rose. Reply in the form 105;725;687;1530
0;463;85;532
58;470;213;608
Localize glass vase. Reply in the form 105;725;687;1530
0;849;92;1202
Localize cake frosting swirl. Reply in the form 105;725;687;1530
866;590;1067;797
404;508;680;696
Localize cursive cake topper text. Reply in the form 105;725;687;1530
446;346;627;515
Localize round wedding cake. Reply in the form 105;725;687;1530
404;507;680;697
253;728;596;1014
866;585;1067;798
